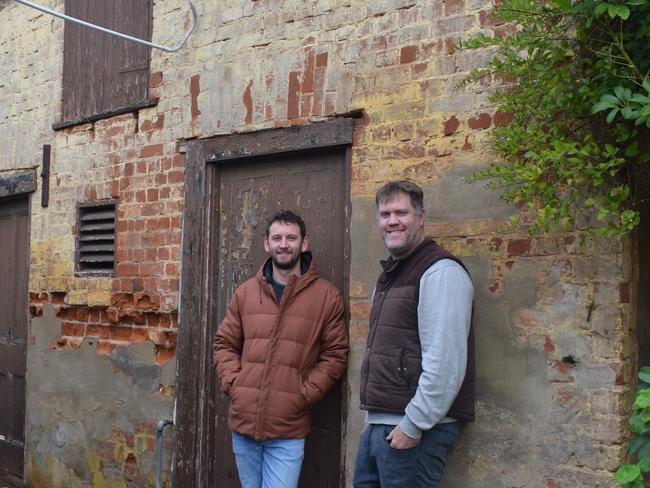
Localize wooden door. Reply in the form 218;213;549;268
211;147;347;487
0;197;29;481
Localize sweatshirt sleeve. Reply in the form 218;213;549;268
399;259;474;439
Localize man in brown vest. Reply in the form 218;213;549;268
353;181;475;487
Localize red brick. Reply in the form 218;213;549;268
551;359;576;374
145;312;161;327
400;45;417;64
302;48;315;93
159;314;172;328
141;203;164;217
350;300;370;321
243;79;253;125
445;0;464;15
172;154;185;168
190;74;201;119
119;177;132;191
350;321;369;343
287;71;301;119
149;71;163;89
61;322;86;337
443;115;460;136
111;293;133;308
134;293;159;309
619;282;630;303
132;277;145;293
139;144;164;158
131;327;149;343
315;52;328;67
117;263;139;276
86;324;111;339
167;170;184;184
154;346;176;366
146;188;159;202
110;326;133;341
50;292;67;304
507;239;531;256
468;113;491;130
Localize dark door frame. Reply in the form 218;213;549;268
0;170;35;487
173;119;353;487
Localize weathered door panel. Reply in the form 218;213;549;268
0;197;29;480
212;148;347;488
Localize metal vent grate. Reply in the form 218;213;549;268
76;202;116;274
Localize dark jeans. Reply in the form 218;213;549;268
353;422;460;488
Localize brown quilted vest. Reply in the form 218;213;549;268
359;238;475;421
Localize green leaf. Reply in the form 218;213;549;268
626;0;647;5
592;101;616;113
638;456;650;472
614;86;628;100
618;5;631;19
595;2;609;16
602;94;621;104
616;464;641;483
630;94;650;105
634;389;650;409
628;436;650;455
632;478;645;488
639;367;650;383
639;440;650;459
607;108;620;124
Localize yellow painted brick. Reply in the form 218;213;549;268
87;291;111;307
350;280;369;298
67;290;88;306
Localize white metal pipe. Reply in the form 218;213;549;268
14;0;198;53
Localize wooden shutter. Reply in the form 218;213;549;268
62;0;151;123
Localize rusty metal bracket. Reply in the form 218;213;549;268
14;0;198;53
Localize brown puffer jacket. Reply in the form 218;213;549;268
213;253;348;440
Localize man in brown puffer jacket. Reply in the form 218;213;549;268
213;210;349;488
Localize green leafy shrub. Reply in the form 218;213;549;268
616;367;650;487
459;0;650;238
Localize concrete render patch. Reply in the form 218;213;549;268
464;255;552;414
424;167;515;222
26;304;174;486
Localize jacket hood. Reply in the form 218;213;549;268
257;252;319;300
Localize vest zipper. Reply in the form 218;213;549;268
361;288;388;407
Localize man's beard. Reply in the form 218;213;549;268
271;252;301;270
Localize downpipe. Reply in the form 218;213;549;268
156;419;174;488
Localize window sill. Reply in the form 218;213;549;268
52;99;158;131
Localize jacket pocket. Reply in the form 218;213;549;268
397;350;422;388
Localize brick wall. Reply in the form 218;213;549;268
1;0;636;486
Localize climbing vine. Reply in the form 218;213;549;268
459;0;650;238
617;367;650;487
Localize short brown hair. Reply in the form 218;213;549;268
375;180;424;211
266;210;306;238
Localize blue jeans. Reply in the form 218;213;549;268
231;432;305;488
353;422;460;488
